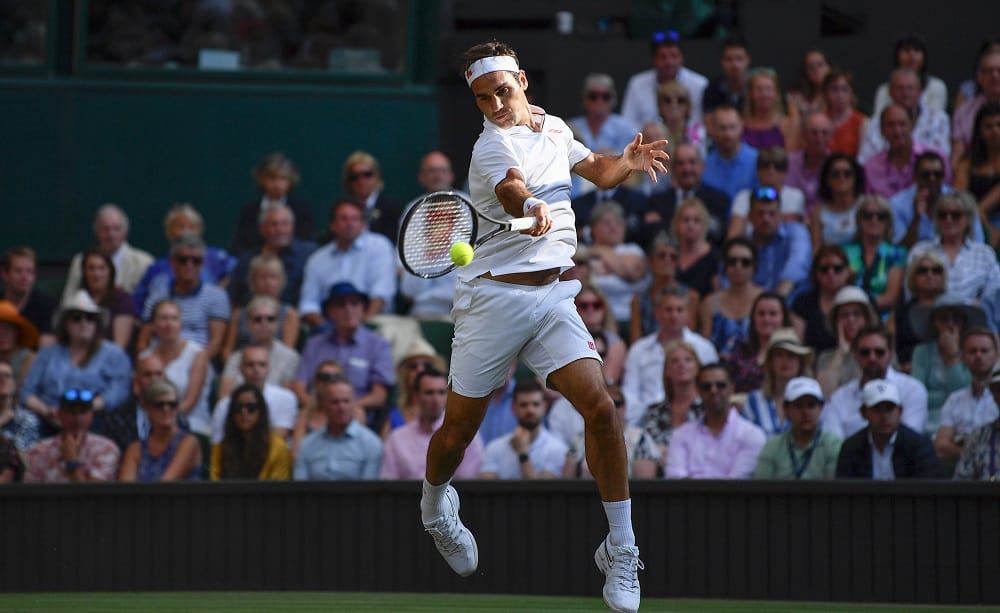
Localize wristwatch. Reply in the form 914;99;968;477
518;453;530;464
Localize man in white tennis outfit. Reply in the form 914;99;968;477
419;40;669;613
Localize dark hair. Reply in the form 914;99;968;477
461;40;519;75
892;32;929;88
513;377;544;400
329;198;365;221
796;49;829;99
219;383;271;480
697;362;731;383
809;244;854;287
2;246;36;270
822;67;854;92
414;367;447;393
818;153;865;201
851;323;894;353
720;34;748;55
723;236;758;266
973;40;1000;94
914;150;946;171
80;248;117;308
962;326;999;352
970;103;1000;166
747;292;791;355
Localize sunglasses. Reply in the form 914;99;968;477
68;312;97;323
726;256;754;268
314;371;342;383
829;168;855;179
587;91;613;101
758;161;788;171
173;255;204;266
937;209;964;221
918;169;944;180
753;186;779;201
699;380;728;392
818;263;846;274
658;96;688;105
857;347;888;358
860;210;888;221
349;170;375;181
916;265;944;275
577;300;604;311
234;402;260;414
150;400;179;411
406;360;433;371
251;315;278;323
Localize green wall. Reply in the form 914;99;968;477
0;78;437;260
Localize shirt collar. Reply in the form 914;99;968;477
482;104;548;134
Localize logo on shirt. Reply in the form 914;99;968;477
587;341;596;350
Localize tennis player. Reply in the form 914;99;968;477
419;41;668;613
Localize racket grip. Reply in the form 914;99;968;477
509;217;538;231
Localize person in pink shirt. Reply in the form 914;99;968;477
665;363;766;478
380;369;482;480
864;104;949;199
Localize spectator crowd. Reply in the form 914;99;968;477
4;30;1000;484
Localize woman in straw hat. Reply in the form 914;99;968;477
742;328;814;438
381;337;447;439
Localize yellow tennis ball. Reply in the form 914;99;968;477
450;242;474;266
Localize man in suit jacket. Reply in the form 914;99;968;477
572;185;648;245
61;204;155;300
835;379;938;479
642;143;730;247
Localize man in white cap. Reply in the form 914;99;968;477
754;377;842;479
835;379;938;479
419;40;669;613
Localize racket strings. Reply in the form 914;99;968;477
401;197;475;276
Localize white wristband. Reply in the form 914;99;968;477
523;197;545;215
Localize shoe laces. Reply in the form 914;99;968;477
611;547;643;590
425;513;464;555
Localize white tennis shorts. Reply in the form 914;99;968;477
449;277;602;397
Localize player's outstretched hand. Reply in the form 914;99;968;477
623;132;670;182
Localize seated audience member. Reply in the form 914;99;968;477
414;150;458;196
672;198;722;298
223;255;300;364
841;195;906;317
382;338;447;437
754;377;842;479
476;367;518;446
24;387;120;482
727;147;806;240
61;204;154;298
746;187;812;296
583;201;649;331
0;359;40;452
291;360;343;457
786;49;830;123
293;283;393;427
894;253;948;370
138;299;213;438
956;103;1000;230
645;144;729;248
568;73;639;175
908;191;1000;302
299;199;396;329
573;185;648;246
21;291;131;434
891;152;979;248
702;35;750;115
864;104;949;199
2;246;56;347
871;33;948;118
741;68;799;151
0;434;23;482
935;331;1000;463
575;282;626;385
952;47;1000;168
341;151;403;242
630;233;699;344
219;295;299;399
211;345;297;445
666;363;766;478
77;249;136;350
231;152;316;256
380;368;482;480
622;287;718;421
132;204;236;319
790;246;854;354
815;287;879;395
293;374;382;480
953;360;1000;480
859;68;951;164
910;296;986;433
564;383;658;479
835;379;939;479
480;379;567;479
743;328;814;437
621;30;708;127
227;204;318;311
725;292;792;393
634;341;702;473
700;238;762;357
211;383;292;480
137;234;231;361
823;325;928;440
657;80;707;158
702;105;759;200
808;154;864;250
102;354;187;453
823;68;868;159
399;269;458;319
0;300;38;385
118;379;200;482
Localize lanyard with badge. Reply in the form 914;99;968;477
786;429;822;479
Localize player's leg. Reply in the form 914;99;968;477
425;389;490;485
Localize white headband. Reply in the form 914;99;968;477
465;56;520;86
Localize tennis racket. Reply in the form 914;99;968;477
398;190;538;278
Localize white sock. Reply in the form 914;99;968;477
421;478;450;523
603;499;635;548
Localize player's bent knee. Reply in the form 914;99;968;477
579;396;618;432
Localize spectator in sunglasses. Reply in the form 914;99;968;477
790;245;854;354
621;30;708;128
809;154;864;249
340;150;402;242
890;152;983;249
746;187;812;297
218;295;300;400
893;252;949;370
815;287;879;396
568;73;638;178
842;195;906;317
727;146;806;240
211;382;291;480
222;254;302;366
119;379;201;482
822;325;928;440
212;344;297;446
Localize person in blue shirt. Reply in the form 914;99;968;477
747;187;812;297
703;105;758;199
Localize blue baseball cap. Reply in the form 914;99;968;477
322;282;369;309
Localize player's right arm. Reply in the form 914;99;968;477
495;168;552;236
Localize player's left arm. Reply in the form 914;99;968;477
573;133;670;189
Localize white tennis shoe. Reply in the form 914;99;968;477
423;485;479;577
594;535;643;613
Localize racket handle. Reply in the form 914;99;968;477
509;217;538;231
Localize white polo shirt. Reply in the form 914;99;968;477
822;368;928;440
